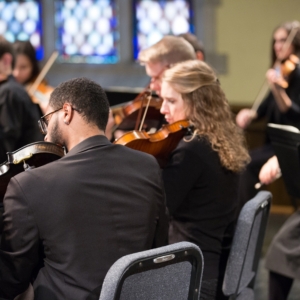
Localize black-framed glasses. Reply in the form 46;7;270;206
38;106;79;135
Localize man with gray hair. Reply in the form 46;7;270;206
138;35;196;95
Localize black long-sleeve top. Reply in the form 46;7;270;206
162;135;239;280
257;66;300;130
0;75;43;163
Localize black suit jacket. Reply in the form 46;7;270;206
0;135;168;300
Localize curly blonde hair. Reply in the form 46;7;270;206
162;60;250;173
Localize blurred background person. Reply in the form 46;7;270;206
12;40;115;141
13;40;54;113
0;36;43;163
13;40;40;86
259;155;300;300
236;21;300;205
0;36;43;249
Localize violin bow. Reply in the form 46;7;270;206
28;51;59;96
134;83;152;131
251;22;300;112
139;91;152;131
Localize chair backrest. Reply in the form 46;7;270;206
267;123;300;198
222;191;272;300
99;241;203;300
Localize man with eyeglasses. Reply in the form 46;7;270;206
0;36;43;163
113;35;196;140
138;35;196;96
0;77;168;300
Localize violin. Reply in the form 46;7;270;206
26;80;54;113
252;23;300;112
114;120;190;167
0;142;65;201
27;51;59;113
111;90;164;131
274;54;299;88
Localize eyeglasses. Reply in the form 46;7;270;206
38;107;62;135
38;106;79;135
151;65;169;83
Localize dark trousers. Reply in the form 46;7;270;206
269;271;293;300
200;278;228;300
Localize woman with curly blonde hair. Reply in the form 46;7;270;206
160;59;250;300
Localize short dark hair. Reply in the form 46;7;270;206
13;40;40;83
50;77;109;131
178;33;205;59
0;36;13;59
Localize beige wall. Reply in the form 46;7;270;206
215;0;300;105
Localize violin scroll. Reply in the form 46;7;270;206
111;90;164;132
0;142;65;201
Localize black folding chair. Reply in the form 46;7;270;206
222;191;272;300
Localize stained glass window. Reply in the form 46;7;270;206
133;0;194;59
0;0;43;60
55;0;119;64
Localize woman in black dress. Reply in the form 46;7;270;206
236;21;300;205
160;60;250;299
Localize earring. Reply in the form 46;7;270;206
64;121;69;125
